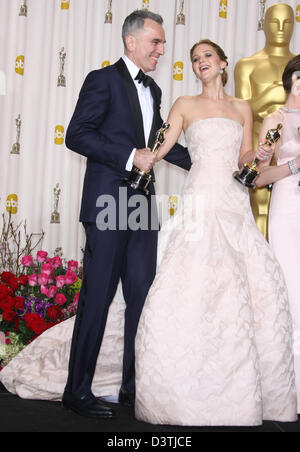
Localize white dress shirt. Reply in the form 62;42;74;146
121;55;154;171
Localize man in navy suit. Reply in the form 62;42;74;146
62;10;191;419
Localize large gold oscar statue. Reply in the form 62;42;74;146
234;3;295;239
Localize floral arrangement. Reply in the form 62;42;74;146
0;250;82;370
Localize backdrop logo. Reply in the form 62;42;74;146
168;195;178;216
6;194;18;214
173;61;183;81
142;0;149;10
102;60;110;68
296;4;300;22
15;55;24;75
219;0;227;18
54;125;65;145
61;0;70;9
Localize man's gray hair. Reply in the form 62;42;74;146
122;10;163;47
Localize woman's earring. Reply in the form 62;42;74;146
220;69;224;74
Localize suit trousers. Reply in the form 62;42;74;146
65;200;158;397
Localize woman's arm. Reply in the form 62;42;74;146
237;100;256;167
155;98;185;162
256;144;300;187
255;160;295;187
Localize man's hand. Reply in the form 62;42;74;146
133;148;156;172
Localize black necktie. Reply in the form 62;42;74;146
135;69;153;88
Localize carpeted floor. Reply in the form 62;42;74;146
0;382;299;434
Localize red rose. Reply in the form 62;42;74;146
32;318;46;335
25;313;47;335
25;313;38;327
0;296;15;311
0;272;19;290
18;274;28;286
1;272;14;284
2;310;17;322
46;305;62;322
0;284;10;300
14;296;25;310
54;293;67;306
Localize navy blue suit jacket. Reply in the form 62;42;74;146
66;58;191;223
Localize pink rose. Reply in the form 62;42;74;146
28;274;38;286
21;255;33;267
65;270;78;285
54;293;67;306
46;285;58;299
37;250;48;263
50;256;63;269
41;263;53;276
56;275;65;288
73;292;79;304
68;260;78;272
40;285;48;296
38;272;49;286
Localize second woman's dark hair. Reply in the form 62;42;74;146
282;54;300;94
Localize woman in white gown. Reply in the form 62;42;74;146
133;40;297;426
0;40;298;426
255;55;300;414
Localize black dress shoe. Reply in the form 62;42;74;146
118;387;135;407
62;391;115;419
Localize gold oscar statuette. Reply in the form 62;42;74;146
104;0;112;24
176;0;185;25
51;184;61;224
233;123;282;188
257;0;266;30
11;114;21;155
57;48;66;87
19;0;27;17
124;123;170;195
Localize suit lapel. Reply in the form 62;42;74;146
115;58;146;148
148;83;162;148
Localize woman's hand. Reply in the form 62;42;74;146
256;140;275;162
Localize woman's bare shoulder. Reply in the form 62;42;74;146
171;95;200;114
